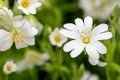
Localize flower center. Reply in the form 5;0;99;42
80;31;91;44
6;65;12;71
54;34;62;43
21;0;30;8
27;54;39;63
11;30;25;44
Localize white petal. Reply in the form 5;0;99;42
30;8;36;14
70;43;84;58
98;61;107;67
21;21;38;37
33;2;42;7
63;23;77;31
91;24;108;36
0;30;12;51
86;44;99;60
84;16;93;31
88;57;99;65
15;43;27;49
0;39;13;51
93;32;113;41
75;18;84;32
59;29;79;39
24;38;35;45
91;41;107;54
63;40;81;52
89;74;99;80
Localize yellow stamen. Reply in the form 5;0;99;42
21;0;30;8
54;34;62;43
6;65;12;71
28;54;39;63
83;38;90;44
11;30;25;44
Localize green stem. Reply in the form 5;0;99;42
5;75;8;80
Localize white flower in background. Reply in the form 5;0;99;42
49;28;68;47
0;21;38;51
18;0;42;15
78;0;118;20
79;71;99;80
60;16;112;65
3;60;17;75
16;50;50;72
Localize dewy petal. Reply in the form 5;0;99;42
75;18;84;32
84;16;93;31
59;29;79;39
88;57;99;65
86;44;99;60
70;44;84;58
91;24;108;36
98;61;107;67
93;32;113;41
91;41;107;54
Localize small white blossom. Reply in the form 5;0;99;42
49;28;68;47
79;71;99;80
3;60;17;75
60;16;112;65
78;0;118;20
0;21;38;51
18;0;42;15
16;50;50;72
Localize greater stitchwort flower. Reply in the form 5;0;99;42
18;0;42;15
3;60;17;75
0;21;38;51
60;16;113;65
49;28;68;47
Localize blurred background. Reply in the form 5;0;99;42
0;0;120;80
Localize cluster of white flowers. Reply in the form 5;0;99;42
0;1;43;51
0;7;38;51
60;16;112;65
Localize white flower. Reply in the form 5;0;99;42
18;0;42;15
3;60;17;75
16;50;50;72
79;71;99;80
0;21;38;51
78;0;117;20
49;28;68;47
60;16;112;65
